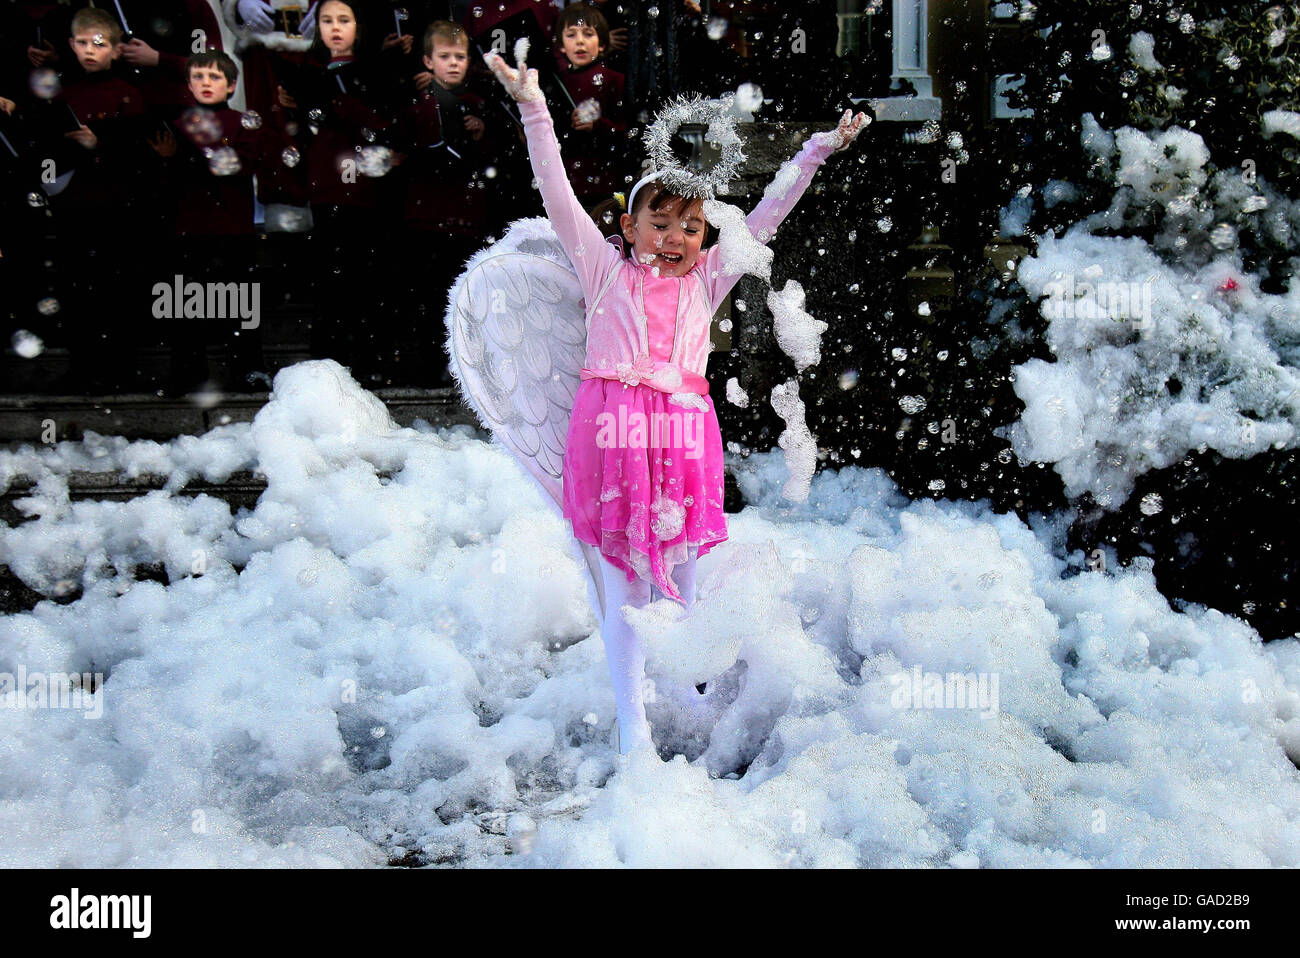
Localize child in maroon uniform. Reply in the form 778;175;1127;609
104;0;227;120
52;8;148;205
393;19;495;385
150;51;269;394
42;7;150;392
552;2;627;210
277;0;401;386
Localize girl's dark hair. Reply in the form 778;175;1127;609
555;2;610;53
626;183;718;251
631;180;697;218
309;0;380;61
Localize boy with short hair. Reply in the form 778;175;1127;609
55;8;147;196
553;2;627;209
158;51;267;236
149;50;269;394
39;7;150;392
400;21;490;233
102;0;227;118
392;21;497;385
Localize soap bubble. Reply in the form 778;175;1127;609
281;145;301;167
11;329;44;359
575;98;601;124
179;107;222;145
208;145;241;175
240;110;262;130
1209;223;1238;249
356;145;393;177
30;69;60;99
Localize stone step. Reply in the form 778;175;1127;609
0;386;478;444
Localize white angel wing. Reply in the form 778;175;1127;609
445;218;608;621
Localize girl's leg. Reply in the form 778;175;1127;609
669;543;700;607
673;545;712;695
599;560;655;754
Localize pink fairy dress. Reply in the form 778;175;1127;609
518;96;839;604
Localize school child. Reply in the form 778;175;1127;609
277;0;402;385
150;51;270;394
392;19;495;384
551;2;627;210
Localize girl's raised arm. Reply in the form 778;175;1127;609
484;50;617;296
702;109;870;306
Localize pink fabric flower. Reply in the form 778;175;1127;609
615;352;656;387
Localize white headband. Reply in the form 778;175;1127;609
624;170;663;215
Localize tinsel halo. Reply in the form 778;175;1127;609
641;93;747;199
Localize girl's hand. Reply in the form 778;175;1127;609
148;128;177;157
607;26;627;52
66;124;97;150
413;70;434;91
27;40;57;68
121;38;161;68
570;108;593;131
464;115;485;140
811;108;870;154
382;33;413;54
277;84;297;109
0;96;16;115
483;48;542;103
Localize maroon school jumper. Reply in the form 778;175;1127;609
461;0;557;52
555;58;626;204
398;83;494;234
168;104;267;235
54;69;147;209
296;55;394;209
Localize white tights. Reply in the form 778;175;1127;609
599;545;698;754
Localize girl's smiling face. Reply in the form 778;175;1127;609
319;1;357;57
620;190;707;278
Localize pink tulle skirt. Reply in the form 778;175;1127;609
562;378;728;603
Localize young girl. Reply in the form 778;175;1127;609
277;0;402;385
485;49;868;755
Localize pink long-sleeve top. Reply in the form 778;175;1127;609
519;96;837;396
